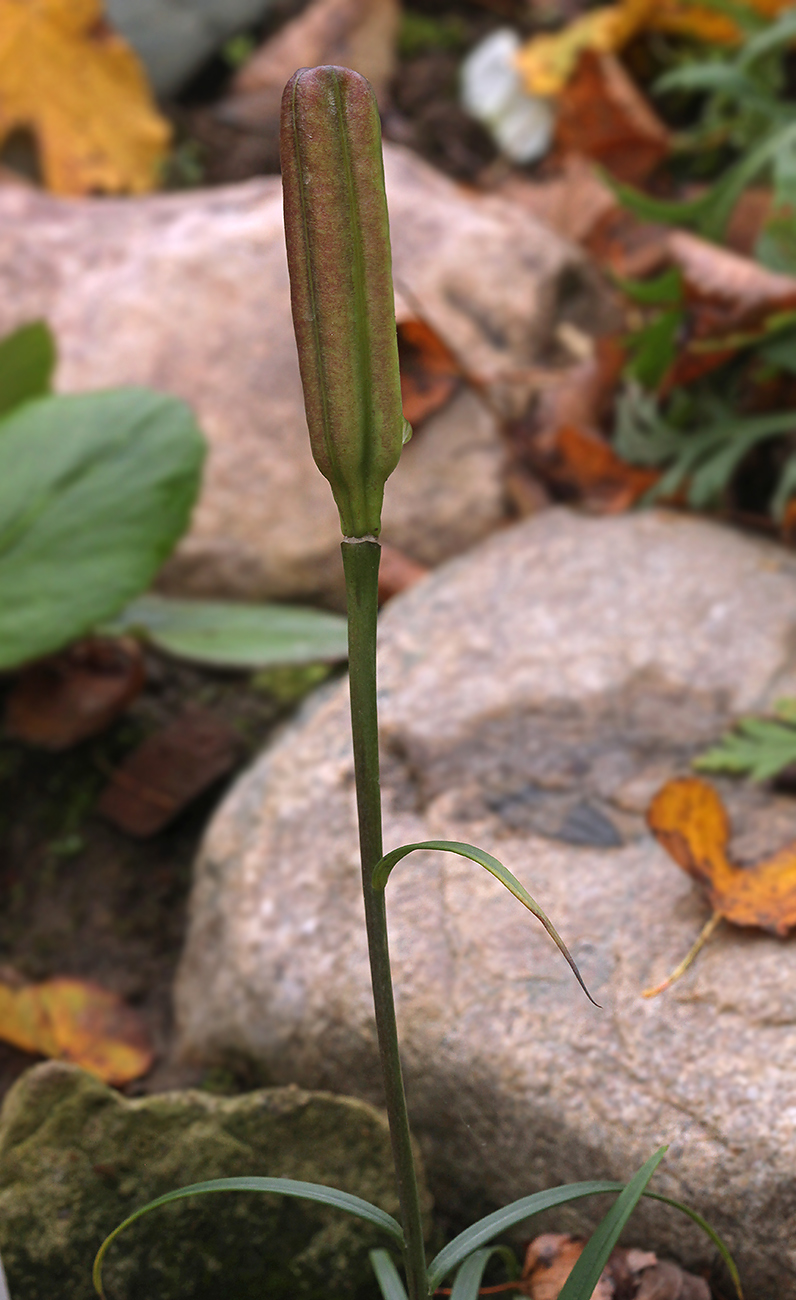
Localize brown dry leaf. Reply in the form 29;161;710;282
556;51;670;185
98;706;241;837
669;230;796;339
520;1235;613;1300
648;776;796;935
496;156;619;247
0;976;153;1084
509;339;657;511
519;1235;709;1300
378;544;430;604
217;0;398;134
0;0;170;196
5;637;145;750
398;318;462;429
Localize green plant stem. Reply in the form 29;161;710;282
342;538;428;1300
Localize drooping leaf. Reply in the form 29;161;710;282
0;0;171;195
648;776;796;934
0;389;205;671
370;1249;409;1300
94;1178;404;1298
557;1150;666;1300
0;321;55;417
372;839;596;1004
104;593;348;669
0;976;153;1085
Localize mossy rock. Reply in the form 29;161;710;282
0;1062;428;1300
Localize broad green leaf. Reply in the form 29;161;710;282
557;1150;666;1300
94;1177;404;1298
0;388;204;670
104;593;348;669
373;839;595;1005
370;1249;409;1300
0;321;55;417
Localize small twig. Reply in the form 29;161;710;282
642;911;723;999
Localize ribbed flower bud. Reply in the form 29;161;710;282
280;66;406;539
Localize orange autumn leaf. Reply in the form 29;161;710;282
647;776;796;935
0;977;154;1083
517;0;795;95
0;0;171;195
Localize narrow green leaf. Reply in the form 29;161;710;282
0;389;205;670
451;1247;517;1300
373;840;596;1006
429;1180;741;1298
0;321;55;418
104;593;348;669
370;1249;409;1300
94;1177;404;1297
738;7;796;68
557;1150;666;1300
428;1182;626;1289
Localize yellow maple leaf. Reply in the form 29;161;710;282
0;0;171;195
517;0;796;96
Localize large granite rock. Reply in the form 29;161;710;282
176;509;796;1297
106;0;274;97
0;149;595;606
0;1062;428;1300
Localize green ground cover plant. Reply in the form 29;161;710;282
0;323;346;674
93;66;741;1300
607;9;796;523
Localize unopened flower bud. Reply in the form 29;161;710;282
281;66;405;539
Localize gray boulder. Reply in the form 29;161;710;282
0;1062;428;1300
0;148;595;606
176;509;796;1297
106;0;273;97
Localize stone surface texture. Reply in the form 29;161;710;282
106;0;273;96
0;1062;428;1300
0;149;596;605
176;509;796;1298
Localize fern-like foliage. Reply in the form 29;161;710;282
695;699;796;782
614;383;796;515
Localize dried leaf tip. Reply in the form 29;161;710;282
280;66;405;539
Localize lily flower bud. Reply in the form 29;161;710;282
281;66;406;539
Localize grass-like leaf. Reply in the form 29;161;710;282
104;593;348;669
695;706;796;782
450;1246;517;1300
370;1249;409;1300
557;1150;666;1300
428;1174;741;1298
373;840;596;1005
428;1182;625;1289
93;1177;404;1298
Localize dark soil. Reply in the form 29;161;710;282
0;653;338;1104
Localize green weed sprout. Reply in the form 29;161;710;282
93;66;742;1300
